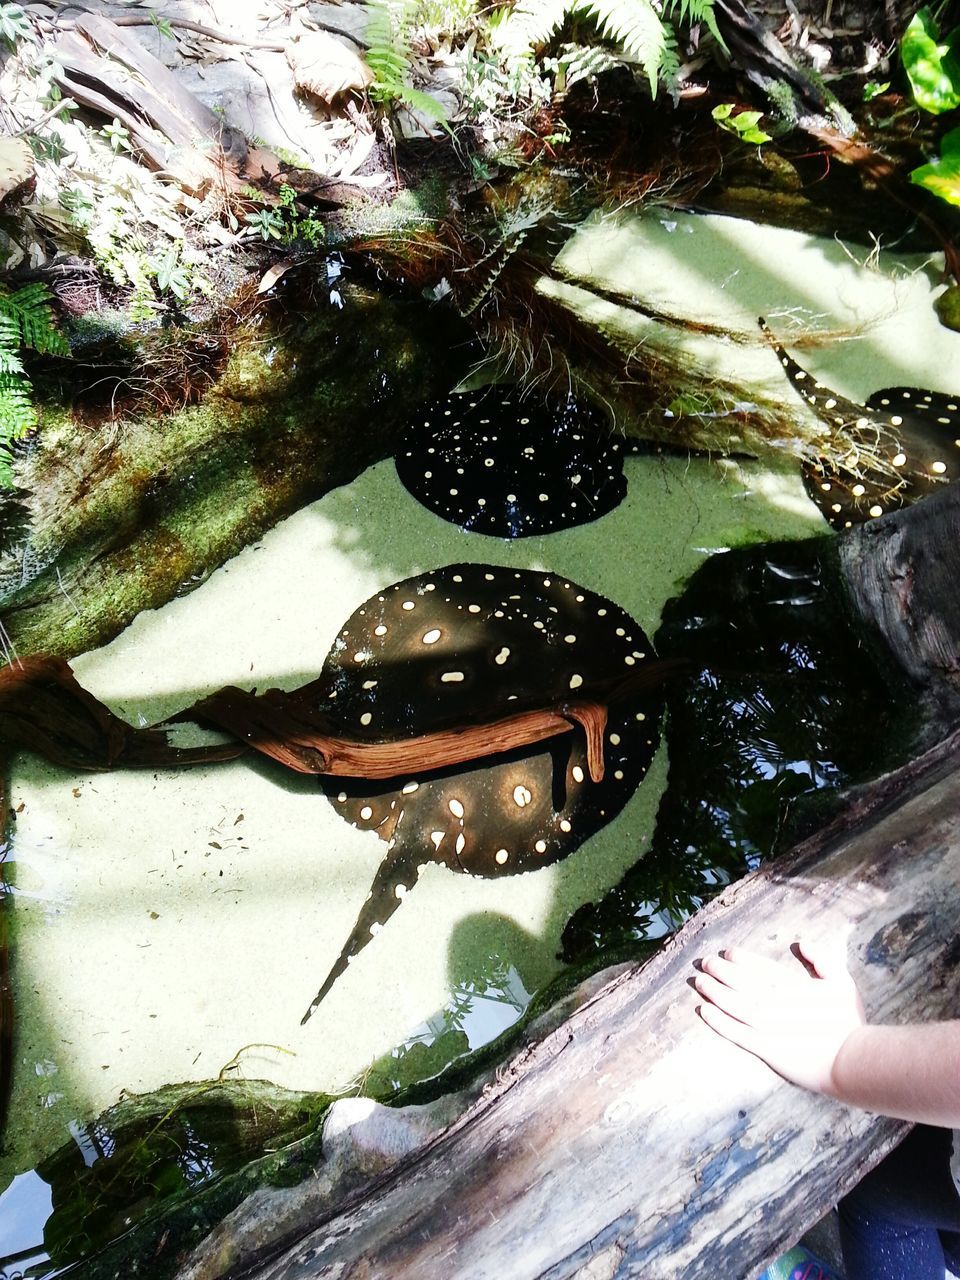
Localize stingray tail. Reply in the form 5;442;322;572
300;843;421;1025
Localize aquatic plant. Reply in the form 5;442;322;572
910;125;960;207
0;282;67;485
243;183;327;248
901;8;960;206
712;103;772;146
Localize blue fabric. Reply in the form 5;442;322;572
838;1125;960;1280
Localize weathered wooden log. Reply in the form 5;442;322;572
52;13;281;193
175;486;960;1280
838;480;960;734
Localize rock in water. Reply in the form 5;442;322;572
761;317;960;530
394;390;627;537
303;563;662;1020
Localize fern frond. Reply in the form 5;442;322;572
394;84;451;123
500;0;569;53
364;0;448;126
662;0;724;48
0;283;68;356
0;344;24;376
572;0;668;94
553;40;620;91
0;373;37;438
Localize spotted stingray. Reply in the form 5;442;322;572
394;389;628;537
761;317;960;530
303;563;662;1022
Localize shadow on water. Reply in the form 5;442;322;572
562;534;920;965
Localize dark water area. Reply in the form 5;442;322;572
563;536;918;964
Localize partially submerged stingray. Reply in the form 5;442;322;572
395;389;628;537
308;563;663;1021
762;317;960;530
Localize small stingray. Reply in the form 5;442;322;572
304;563;662;1021
394;389;628;537
761;317;960;530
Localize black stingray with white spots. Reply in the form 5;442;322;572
302;563;662;1021
761;317;960;531
394;389;627;537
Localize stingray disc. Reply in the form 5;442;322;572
394;390;627;538
761;318;960;530
319;564;662;875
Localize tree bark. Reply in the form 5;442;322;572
178;486;960;1280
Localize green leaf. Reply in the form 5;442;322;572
909;127;960;206
863;80;890;101
901;7;960;114
0;3;35;49
712;103;771;144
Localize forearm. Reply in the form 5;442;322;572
829;1020;960;1128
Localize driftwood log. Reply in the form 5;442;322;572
174;484;960;1280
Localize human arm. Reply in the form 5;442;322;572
693;941;960;1127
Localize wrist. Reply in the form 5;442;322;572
824;1023;873;1102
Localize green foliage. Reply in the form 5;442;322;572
901;6;960;113
0;284;67;486
863;79;891;101
910;124;960;206
101;117;133;153
60;183;213;316
0;2;34;49
244;186;328;248
149;8;175;39
364;0;451;125
154;243;194;301
495;0;720;98
712;102;772;144
245;207;284;241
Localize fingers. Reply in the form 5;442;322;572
693;971;752;1022
699;948;790;993
794;937;850;981
696;1000;765;1058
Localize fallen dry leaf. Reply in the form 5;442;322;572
0;137;33;204
287;31;374;103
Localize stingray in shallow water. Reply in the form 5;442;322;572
304;562;663;1021
761;317;960;530
394;389;629;537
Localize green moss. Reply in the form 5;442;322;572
4;275;474;659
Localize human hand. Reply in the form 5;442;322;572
692;940;867;1096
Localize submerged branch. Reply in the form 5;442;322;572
0;655;684;784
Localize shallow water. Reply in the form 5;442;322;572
3;447;818;1181
1;205;958;1273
